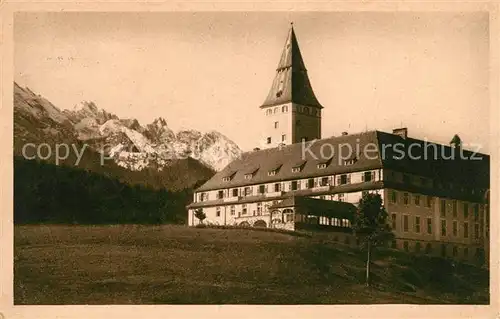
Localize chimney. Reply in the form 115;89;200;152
392;128;408;139
341;132;348;136
450;134;462;148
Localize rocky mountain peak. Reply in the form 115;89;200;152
14;82;243;172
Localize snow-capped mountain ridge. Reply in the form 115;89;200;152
14;82;242;171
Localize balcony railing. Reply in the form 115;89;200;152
223;196;241;203
312;185;332;192
265;191;285;198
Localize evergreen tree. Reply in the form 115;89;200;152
352;192;394;286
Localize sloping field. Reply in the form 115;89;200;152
14;225;489;304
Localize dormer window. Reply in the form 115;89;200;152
268;164;282;176
316;158;331;169
243;167;259;180
292;160;306;173
343;157;357;166
222;171;236;182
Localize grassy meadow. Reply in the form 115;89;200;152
14;225;489;304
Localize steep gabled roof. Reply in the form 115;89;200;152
195;130;490;194
196;131;382;191
260;25;323;109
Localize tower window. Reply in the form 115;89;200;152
274;121;279;129
282;105;288;112
304;107;309;114
267;137;271;144
274;107;278;114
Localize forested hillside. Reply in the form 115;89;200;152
14;157;196;224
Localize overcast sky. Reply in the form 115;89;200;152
14;12;489;152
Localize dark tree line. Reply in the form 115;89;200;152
14;157;197;224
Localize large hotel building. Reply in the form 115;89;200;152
187;25;490;263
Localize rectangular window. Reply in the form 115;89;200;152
259;185;265;194
441;244;447;257
403;241;409;252
242;204;247;215
463;203;469;218
257;202;262;214
232;189;238;197
274;183;281;192
267;137;271;144
453;221;458;236
440;199;446;217
339;174;348;185
216;207;221;217
415;216;421;233
403;215;409;232
391;190;398;204
291;181;298;191
427;218;432;234
363;171;373;182
452;200;457;218
441;219;447;236
230;205;235;215
453;246;458;257
338;193;344;202
403;192;409;205
414;194;420;206
464;222;469;238
217;190;224;199
201;192;209;201
320;177;329;186
426;196;432;208
307;178;314;189
391;213;397;230
244;187;252;196
274;121;279;129
281;134;286;142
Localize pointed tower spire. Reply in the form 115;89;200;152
260;24;323;109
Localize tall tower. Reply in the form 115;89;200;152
259;24;323;148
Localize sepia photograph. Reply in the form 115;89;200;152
2;5;497;316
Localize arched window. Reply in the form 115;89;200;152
304;107;310;114
266;109;271;116
274;107;278;114
282;105;288;113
